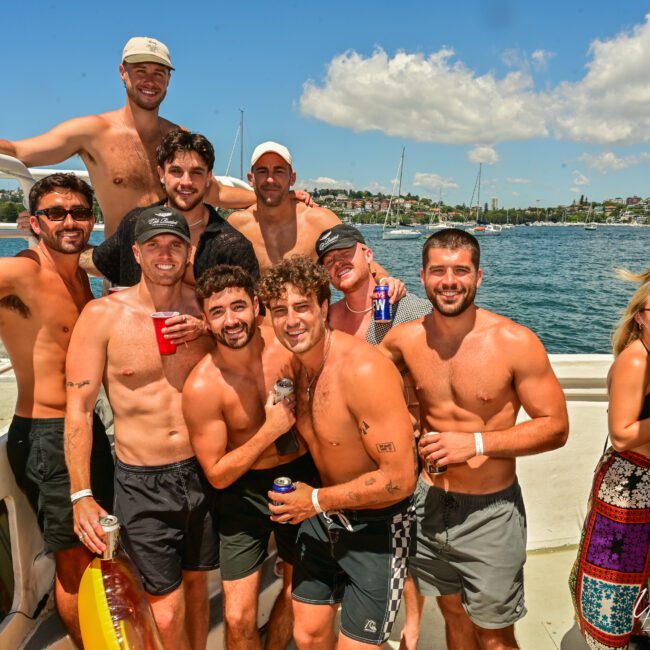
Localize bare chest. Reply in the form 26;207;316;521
107;313;208;391
404;341;515;412
244;222;318;272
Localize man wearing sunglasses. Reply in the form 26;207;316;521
0;173;114;647
0;37;260;238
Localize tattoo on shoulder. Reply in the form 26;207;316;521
376;442;396;453
385;480;400;495
359;420;370;436
66;380;90;389
365;477;376;486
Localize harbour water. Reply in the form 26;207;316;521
2;224;648;353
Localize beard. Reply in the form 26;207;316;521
215;322;255;349
428;285;477;317
255;185;288;207
125;84;166;111
40;228;88;254
167;190;204;213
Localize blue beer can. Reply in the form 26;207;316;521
373;285;392;323
272;477;295;524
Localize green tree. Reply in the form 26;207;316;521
0;202;18;223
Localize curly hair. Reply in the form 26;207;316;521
196;264;256;303
258;255;331;307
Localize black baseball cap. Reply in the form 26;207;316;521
134;206;191;244
316;224;366;262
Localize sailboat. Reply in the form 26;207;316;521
469;164;501;236
584;205;597;230
382;148;421;240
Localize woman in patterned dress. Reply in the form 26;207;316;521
570;268;650;649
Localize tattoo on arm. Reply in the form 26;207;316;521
359;420;370;436
376;442;396;453
347;491;362;503
66;380;90;389
365;477;376;486
385;480;400;495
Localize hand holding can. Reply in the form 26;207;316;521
422;431;447;474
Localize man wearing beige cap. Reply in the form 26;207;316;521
230;141;393;285
0;36;258;237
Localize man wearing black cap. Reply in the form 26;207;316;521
65;207;218;649
316;224;431;346
0;36;258;237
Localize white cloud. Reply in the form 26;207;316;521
572;171;590;186
299;16;650;149
297;176;354;190
364;181;390;194
300;48;550;145
531;49;555;70
412;172;459;191
512;191;520;197
506;177;530;184
553;16;650;145
578;151;650;172
468;146;499;164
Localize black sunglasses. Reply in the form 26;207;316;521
34;207;93;222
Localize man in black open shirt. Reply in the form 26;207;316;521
87;129;259;294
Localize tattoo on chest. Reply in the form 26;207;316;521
0;295;31;319
359;420;370;436
376;442;396;453
66;380;90;389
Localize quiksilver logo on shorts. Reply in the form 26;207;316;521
363;619;377;633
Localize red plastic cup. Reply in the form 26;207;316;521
151;312;179;355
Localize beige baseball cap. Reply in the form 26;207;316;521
250;141;293;167
122;36;174;70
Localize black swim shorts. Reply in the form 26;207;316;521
7;413;114;553
114;456;220;596
292;498;415;646
219;453;319;581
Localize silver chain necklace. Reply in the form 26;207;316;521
305;331;333;400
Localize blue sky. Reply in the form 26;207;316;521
1;1;649;208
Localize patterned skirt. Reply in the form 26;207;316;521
569;448;650;649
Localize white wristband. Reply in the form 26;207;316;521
474;432;484;457
70;489;93;504
311;488;323;514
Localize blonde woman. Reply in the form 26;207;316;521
570;268;650;649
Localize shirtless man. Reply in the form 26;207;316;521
379;229;569;650
257;256;418;649
0;36;255;236
229;142;394;292
316;223;431;649
64;208;217;649
0;173;113;646
183;264;318;650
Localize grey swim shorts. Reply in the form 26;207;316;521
409;475;527;629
